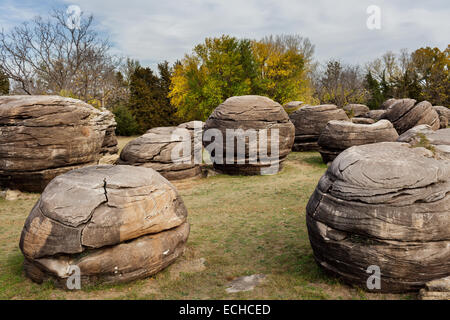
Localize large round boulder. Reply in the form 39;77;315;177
289;104;349;151
118;121;204;180
203;95;294;175
306;142;450;292
380;99;440;134
0;95;118;192
433;106;450;128
317;120;399;163
343;104;370;117
19;165;189;286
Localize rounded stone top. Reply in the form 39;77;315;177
208;95;289;122
326;142;450;203
20;165;187;259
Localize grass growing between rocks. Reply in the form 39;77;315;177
0;143;412;300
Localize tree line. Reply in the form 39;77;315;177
0;9;448;135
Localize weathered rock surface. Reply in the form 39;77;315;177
20;165;189;286
283;101;305;114
364;109;386;121
398;125;450;160
351;117;375;124
0;95;118;192
381;98;397;110
225;274;266;293
289;104;349;151
203;95;294;175
380;99;440;134
306;142;450;292
118;121;204;180
433;106;450;128
343;104;370;117
317;120;399;163
419;276;450;300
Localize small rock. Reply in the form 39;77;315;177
225;274;266;293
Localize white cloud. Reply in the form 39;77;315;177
4;0;450;69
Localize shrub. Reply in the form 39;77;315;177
112;105;141;136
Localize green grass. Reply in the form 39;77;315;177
0;146;410;300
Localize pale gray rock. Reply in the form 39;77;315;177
307;142;450;292
351;117;375;124
203;96;294;175
398;125;450;159
0;95;118;192
289;104;349;151
225;274;266;293
20;165;189;286
317;120;399;163
364;110;385;121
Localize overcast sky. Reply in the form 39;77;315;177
1;0;449;70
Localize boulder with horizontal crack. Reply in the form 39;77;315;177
317;119;399;163
0;95;118;192
203;95;294;175
19;165;189;287
306;142;450;292
117;121;204;180
289;104;349;151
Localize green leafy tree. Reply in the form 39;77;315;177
128;62;179;131
365;71;384;109
112;105;141;136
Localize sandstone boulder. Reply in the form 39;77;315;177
289;104;349;151
118;121;204;180
203;96;294;175
306;142;450;292
351;117;375;124
0;96;118;192
364;109;385;121
343;104;370;117
318;120;399;163
380;99;440;134
433;106;450;128
20;165;189;286
380;98;397;110
419;276;450;300
398;125;450;160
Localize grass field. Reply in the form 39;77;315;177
0;138;413;300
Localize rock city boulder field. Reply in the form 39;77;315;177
117;121;204;180
306;142;450;292
0;95;118;192
380;98;440;135
289;104;349;152
19;165;189;286
203;95;295;175
317;119;399;163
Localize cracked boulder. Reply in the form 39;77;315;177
380;98;440;134
306;142;450;292
397;125;450;160
351;117;375;125
117;121;204;180
363;110;386;121
0;95;118;192
433;106;450;129
19;165;189;286
203;95;294;175
343;104;370;117
289;104;349;151
317;120;399;163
